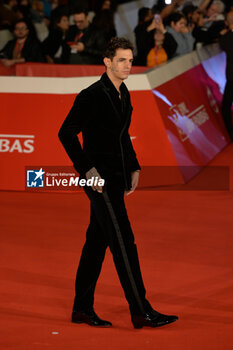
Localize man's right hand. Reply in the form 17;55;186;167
147;19;157;32
86;167;104;193
70;42;85;52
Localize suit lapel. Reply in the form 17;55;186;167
100;80;132;132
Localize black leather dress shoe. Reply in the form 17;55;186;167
72;310;112;327
131;309;178;329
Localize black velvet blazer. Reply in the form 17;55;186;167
58;73;141;190
219;30;233;81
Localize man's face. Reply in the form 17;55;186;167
144;9;153;22
192;9;201;24
172;18;187;33
14;22;29;39
102;0;111;10
74;13;89;30
154;31;164;48
207;4;219;17
57;15;69;31
105;49;133;81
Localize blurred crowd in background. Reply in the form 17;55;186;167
0;0;233;67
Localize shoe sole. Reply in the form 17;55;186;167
133;317;178;329
72;320;112;327
72;317;112;327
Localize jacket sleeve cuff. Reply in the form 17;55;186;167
73;156;95;176
130;158;141;172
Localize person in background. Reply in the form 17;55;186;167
219;10;233;141
18;0;43;24
93;0;117;13
182;4;204;47
92;0;117;42
64;6;106;64
92;9;116;42
166;12;195;57
0;0;19;30
204;0;225;22
134;7;154;65
147;16;177;67
42;13;69;63
147;31;168;67
155;0;184;24
136;6;153;25
49;0;69;32
182;4;201;26
134;1;184;66
192;0;225;45
0;18;45;66
0;0;20;49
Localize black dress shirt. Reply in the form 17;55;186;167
100;72;127;122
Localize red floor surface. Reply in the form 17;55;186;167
1;144;233;350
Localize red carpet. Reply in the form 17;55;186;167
1;144;233;350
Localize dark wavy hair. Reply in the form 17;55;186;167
167;12;185;25
103;37;134;60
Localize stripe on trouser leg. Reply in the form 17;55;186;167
102;191;145;315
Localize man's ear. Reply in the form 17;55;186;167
170;21;175;28
103;57;111;68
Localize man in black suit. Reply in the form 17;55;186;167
63;6;106;64
58;37;178;329
220;11;233;141
0;19;44;66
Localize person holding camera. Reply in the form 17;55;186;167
166;12;195;57
146;16;177;67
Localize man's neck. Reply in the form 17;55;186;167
106;71;123;93
81;23;89;32
17;37;27;44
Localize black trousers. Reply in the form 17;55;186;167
72;178;151;316
221;80;233;140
